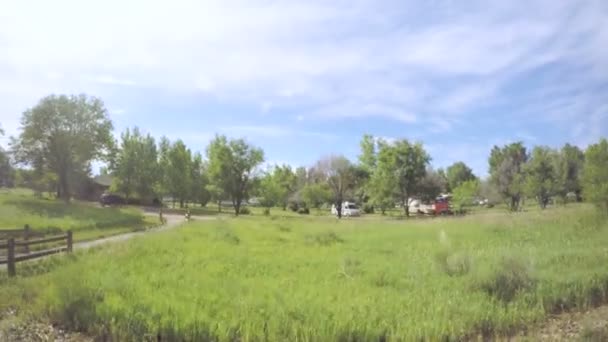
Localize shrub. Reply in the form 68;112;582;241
239;207;251;215
263;208;270;216
478;256;535;302
297;207;310;215
288;201;299;212
436;249;472;277
362;204;374;214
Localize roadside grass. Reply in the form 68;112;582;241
0;190;155;242
1;204;607;340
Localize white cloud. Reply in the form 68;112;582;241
0;0;606;139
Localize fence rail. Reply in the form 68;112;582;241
0;226;72;277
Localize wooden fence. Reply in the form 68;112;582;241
0;225;73;277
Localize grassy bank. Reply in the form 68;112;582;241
0;189;156;242
1;205;607;340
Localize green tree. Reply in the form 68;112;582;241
376;139;430;217
452;180;480;211
315;155;356;219
300;183;332;210
415;168;446;201
0;145;14;188
554;143;585;203
273;165;297;210
368;167;395;215
207;135;264;216
524;146;557;209
257;172;281;213
446;162;476;191
190;153;210;206
582;138;608;213
489;142;527;211
166;140;193;208
111;127;159;201
11;94;114;201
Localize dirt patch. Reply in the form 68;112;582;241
512;306;608;341
0;310;91;342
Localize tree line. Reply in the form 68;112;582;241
1;94;607;217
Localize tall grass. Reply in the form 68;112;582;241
0;191;150;240
2;204;608;340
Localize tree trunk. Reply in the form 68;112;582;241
234;199;241;216
217;200;222;212
180;199;184;208
336;201;342;219
59;171;70;202
403;200;409;217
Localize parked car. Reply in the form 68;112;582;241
331;202;361;217
100;193;125;206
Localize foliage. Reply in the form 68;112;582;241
554;143;585;203
376;139;430;216
163;140;193;208
4;206;608;340
446;161;476;192
452;180;480;209
272;165;297;210
582;138;608;213
524;146;557;209
206;135;264;216
11;94;114;201
257;172;281;212
238;206;251;215
489;142;527;211
0;147;14;188
111;127;159;201
314;155;356;218
300;183;331;209
414;168;446;201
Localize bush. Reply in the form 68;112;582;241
362;204;374;214
239;207;251;215
297;207;310;215
263;208;270;216
288;201;299;212
436;249;472;277
478;256;535;302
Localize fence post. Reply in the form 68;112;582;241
7;238;16;277
23;224;30;254
66;231;73;253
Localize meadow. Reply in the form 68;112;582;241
1;203;607;340
0;189;156;241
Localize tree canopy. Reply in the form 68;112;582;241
11;94;114;201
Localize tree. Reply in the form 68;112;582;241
452;179;480;211
446;162;476;192
272;165;297;210
11;94;114;201
376;139;430;217
300;183;332;210
489;142;527;211
367;167;395;215
524;146;557;209
315;155;356;219
555;143;585;202
206;135;264;216
0;144;14;188
415;168;446;201
168;140;194;208
111;127;159;201
190;153;210;206
257;172;281;213
295;166;308;189
582;138;608;213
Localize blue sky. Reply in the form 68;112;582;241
0;0;607;176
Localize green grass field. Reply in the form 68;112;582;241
1;204;607;340
0;189;156;242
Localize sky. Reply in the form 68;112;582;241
0;0;607;176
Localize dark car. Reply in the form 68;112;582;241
100;193;125;207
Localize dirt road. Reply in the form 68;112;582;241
74;214;213;250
